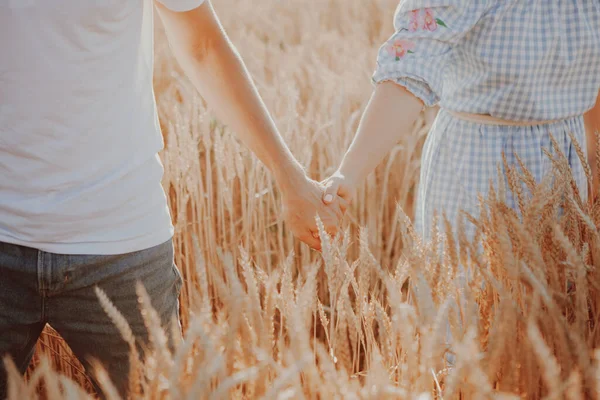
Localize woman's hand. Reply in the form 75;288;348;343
321;170;355;212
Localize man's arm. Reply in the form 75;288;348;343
584;91;600;199
154;1;341;249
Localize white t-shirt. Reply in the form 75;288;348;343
0;0;204;254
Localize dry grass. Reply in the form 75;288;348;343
9;0;600;398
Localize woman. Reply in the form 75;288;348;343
322;1;600;245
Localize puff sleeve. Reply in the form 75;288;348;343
372;1;488;106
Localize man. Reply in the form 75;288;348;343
0;0;343;396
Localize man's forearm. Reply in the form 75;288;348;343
157;3;306;191
184;43;305;186
338;82;423;185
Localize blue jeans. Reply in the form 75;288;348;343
0;239;182;398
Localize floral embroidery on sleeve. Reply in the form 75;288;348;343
422;8;448;31
409;10;420;31
389;8;449;61
387;39;416;61
402;8;448;33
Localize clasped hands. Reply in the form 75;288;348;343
280;170;355;251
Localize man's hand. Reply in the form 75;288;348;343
280;174;344;251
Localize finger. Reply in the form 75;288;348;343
336;185;352;202
326;200;345;222
322;179;340;205
310;210;336;239
311;218;334;239
337;196;350;214
316;227;338;242
326;227;338;239
316;206;338;227
300;232;322;251
302;236;321;250
336;202;345;219
324;218;339;237
329;202;344;221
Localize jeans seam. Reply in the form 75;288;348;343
15;328;31;354
172;263;183;293
37;250;47;320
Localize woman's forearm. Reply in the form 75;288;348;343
584;91;600;196
584;92;600;148
338;82;424;185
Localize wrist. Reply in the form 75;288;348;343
337;162;362;190
273;160;308;194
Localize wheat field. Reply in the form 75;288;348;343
7;0;600;399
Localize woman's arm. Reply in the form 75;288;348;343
584;91;600;199
322;82;424;203
155;1;341;249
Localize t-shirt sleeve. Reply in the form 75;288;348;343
372;0;488;107
155;0;206;12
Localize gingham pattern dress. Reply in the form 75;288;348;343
373;0;600;242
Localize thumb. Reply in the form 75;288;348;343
322;179;340;205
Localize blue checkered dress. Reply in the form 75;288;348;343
373;0;600;241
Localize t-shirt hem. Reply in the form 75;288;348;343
0;228;175;256
155;0;206;12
